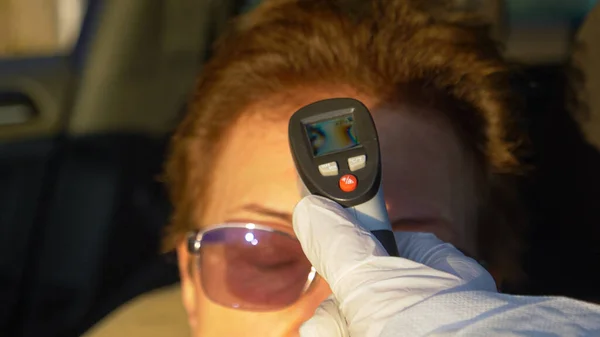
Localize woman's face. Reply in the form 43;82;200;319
177;93;478;337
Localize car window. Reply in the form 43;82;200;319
0;0;88;57
507;0;597;22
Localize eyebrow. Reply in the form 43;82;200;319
241;204;293;223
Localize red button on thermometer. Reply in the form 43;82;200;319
288;98;399;257
339;174;357;192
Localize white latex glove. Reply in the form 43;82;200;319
292;195;497;337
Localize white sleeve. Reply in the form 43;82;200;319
380;291;600;337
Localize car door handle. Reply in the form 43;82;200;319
0;104;36;126
0;93;36;126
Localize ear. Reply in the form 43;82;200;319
177;241;198;328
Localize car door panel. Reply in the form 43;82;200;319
1;1;239;336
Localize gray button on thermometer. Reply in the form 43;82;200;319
348;154;367;171
318;162;339;176
288;98;399;257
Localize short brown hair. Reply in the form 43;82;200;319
164;0;526;286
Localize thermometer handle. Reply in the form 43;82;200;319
346;187;399;257
298;180;399;257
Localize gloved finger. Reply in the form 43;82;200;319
293;196;489;337
292;195;388;289
300;295;349;337
394;232;496;291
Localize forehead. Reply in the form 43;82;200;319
198;112;298;227
198;93;468;228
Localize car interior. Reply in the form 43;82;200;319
0;0;598;336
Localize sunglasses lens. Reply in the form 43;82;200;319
198;227;313;311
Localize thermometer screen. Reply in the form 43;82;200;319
304;114;359;156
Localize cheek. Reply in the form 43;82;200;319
193;273;331;337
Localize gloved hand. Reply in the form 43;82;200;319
292;195;497;337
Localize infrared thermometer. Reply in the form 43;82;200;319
289;98;399;257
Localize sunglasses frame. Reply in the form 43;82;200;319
186;223;318;310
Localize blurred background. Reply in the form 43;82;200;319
0;0;599;336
